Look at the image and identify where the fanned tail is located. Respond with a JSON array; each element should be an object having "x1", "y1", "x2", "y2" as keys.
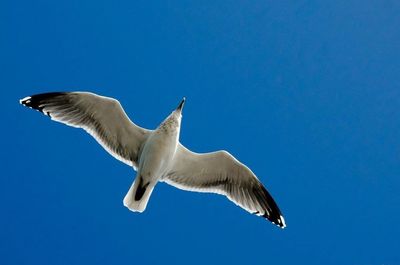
[{"x1": 123, "y1": 177, "x2": 155, "y2": 213}]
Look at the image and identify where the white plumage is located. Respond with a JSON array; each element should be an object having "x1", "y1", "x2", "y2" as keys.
[{"x1": 20, "y1": 92, "x2": 286, "y2": 228}]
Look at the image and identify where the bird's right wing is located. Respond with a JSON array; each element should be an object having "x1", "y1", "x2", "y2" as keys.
[
  {"x1": 20, "y1": 92, "x2": 151, "y2": 169},
  {"x1": 164, "y1": 143, "x2": 286, "y2": 228}
]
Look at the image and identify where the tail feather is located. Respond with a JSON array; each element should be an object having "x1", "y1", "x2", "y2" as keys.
[{"x1": 123, "y1": 178, "x2": 155, "y2": 213}]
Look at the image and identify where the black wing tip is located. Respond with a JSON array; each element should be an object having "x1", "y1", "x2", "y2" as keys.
[
  {"x1": 19, "y1": 92, "x2": 68, "y2": 112},
  {"x1": 252, "y1": 184, "x2": 286, "y2": 228},
  {"x1": 253, "y1": 211, "x2": 286, "y2": 228},
  {"x1": 263, "y1": 213, "x2": 287, "y2": 229}
]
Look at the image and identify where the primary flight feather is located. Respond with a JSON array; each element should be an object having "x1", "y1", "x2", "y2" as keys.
[{"x1": 20, "y1": 92, "x2": 286, "y2": 228}]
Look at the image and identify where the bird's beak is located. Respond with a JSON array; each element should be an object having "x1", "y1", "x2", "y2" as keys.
[{"x1": 176, "y1": 97, "x2": 186, "y2": 112}]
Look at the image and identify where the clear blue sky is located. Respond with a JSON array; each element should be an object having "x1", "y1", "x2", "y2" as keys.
[{"x1": 1, "y1": 1, "x2": 399, "y2": 264}]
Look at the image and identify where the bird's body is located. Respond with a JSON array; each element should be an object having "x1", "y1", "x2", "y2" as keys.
[
  {"x1": 20, "y1": 92, "x2": 286, "y2": 228},
  {"x1": 124, "y1": 108, "x2": 183, "y2": 212}
]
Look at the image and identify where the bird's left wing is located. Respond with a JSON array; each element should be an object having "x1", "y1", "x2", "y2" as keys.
[
  {"x1": 20, "y1": 92, "x2": 151, "y2": 169},
  {"x1": 164, "y1": 143, "x2": 286, "y2": 228}
]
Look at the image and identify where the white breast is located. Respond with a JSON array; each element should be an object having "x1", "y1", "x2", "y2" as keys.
[{"x1": 138, "y1": 129, "x2": 179, "y2": 181}]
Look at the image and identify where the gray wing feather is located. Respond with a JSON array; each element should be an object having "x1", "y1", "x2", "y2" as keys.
[
  {"x1": 20, "y1": 92, "x2": 150, "y2": 169},
  {"x1": 164, "y1": 143, "x2": 286, "y2": 228}
]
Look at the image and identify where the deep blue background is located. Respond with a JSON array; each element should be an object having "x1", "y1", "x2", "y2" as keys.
[{"x1": 1, "y1": 1, "x2": 400, "y2": 264}]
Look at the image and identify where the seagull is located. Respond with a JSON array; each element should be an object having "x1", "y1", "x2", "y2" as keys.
[{"x1": 20, "y1": 92, "x2": 286, "y2": 228}]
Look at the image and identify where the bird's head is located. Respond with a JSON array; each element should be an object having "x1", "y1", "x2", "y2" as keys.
[{"x1": 159, "y1": 97, "x2": 186, "y2": 132}]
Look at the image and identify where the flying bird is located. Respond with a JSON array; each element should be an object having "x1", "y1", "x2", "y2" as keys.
[{"x1": 20, "y1": 92, "x2": 286, "y2": 228}]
